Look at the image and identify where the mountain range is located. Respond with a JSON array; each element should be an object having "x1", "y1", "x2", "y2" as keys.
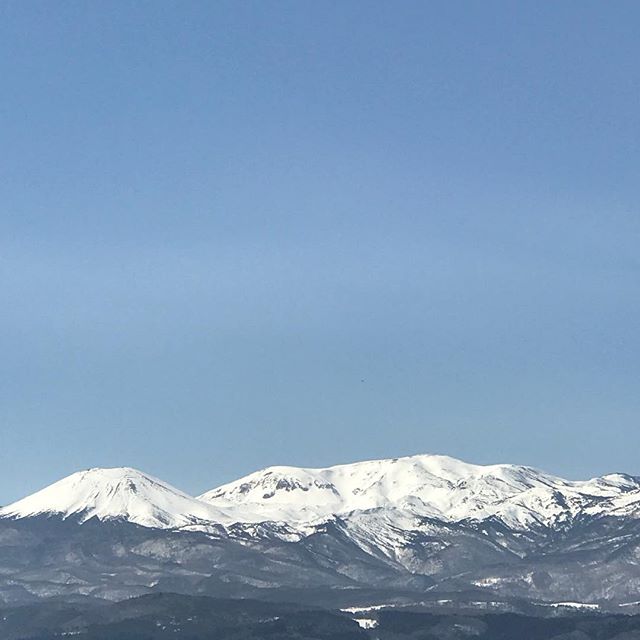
[{"x1": 2, "y1": 454, "x2": 640, "y2": 611}]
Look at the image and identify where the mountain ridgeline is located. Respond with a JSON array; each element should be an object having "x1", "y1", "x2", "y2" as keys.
[{"x1": 3, "y1": 454, "x2": 640, "y2": 611}]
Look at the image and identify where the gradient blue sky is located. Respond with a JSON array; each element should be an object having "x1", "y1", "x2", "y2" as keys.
[{"x1": 2, "y1": 1, "x2": 639, "y2": 503}]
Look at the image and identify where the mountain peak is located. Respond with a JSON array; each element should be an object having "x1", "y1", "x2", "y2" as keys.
[
  {"x1": 4, "y1": 455, "x2": 640, "y2": 534},
  {"x1": 0, "y1": 466, "x2": 228, "y2": 529},
  {"x1": 198, "y1": 453, "x2": 640, "y2": 529}
]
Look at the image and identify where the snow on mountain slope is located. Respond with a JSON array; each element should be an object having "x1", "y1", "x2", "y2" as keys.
[
  {"x1": 3, "y1": 455, "x2": 640, "y2": 535},
  {"x1": 199, "y1": 454, "x2": 640, "y2": 530},
  {"x1": 0, "y1": 467, "x2": 229, "y2": 529}
]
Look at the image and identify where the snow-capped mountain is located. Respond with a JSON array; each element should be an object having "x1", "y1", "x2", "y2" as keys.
[
  {"x1": 198, "y1": 454, "x2": 640, "y2": 531},
  {"x1": 3, "y1": 455, "x2": 640, "y2": 533},
  {"x1": 3, "y1": 454, "x2": 640, "y2": 609},
  {"x1": 0, "y1": 467, "x2": 229, "y2": 529}
]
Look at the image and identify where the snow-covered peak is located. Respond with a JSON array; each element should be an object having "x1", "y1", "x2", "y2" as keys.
[
  {"x1": 198, "y1": 454, "x2": 640, "y2": 529},
  {"x1": 4, "y1": 455, "x2": 640, "y2": 535},
  {"x1": 0, "y1": 467, "x2": 229, "y2": 529},
  {"x1": 198, "y1": 454, "x2": 551, "y2": 523}
]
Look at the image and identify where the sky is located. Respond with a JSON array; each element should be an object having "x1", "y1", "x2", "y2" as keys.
[{"x1": 1, "y1": 1, "x2": 639, "y2": 504}]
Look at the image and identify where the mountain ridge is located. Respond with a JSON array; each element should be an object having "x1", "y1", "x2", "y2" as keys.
[
  {"x1": 3, "y1": 454, "x2": 640, "y2": 608},
  {"x1": 2, "y1": 453, "x2": 640, "y2": 533}
]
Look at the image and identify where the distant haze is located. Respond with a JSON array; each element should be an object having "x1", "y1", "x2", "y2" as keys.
[{"x1": 1, "y1": 2, "x2": 639, "y2": 504}]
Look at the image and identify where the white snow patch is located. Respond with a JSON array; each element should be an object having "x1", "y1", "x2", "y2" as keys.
[
  {"x1": 543, "y1": 602, "x2": 600, "y2": 610},
  {"x1": 354, "y1": 618, "x2": 379, "y2": 629},
  {"x1": 341, "y1": 604, "x2": 394, "y2": 613}
]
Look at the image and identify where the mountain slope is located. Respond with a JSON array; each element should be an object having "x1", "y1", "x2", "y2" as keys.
[
  {"x1": 4, "y1": 455, "x2": 640, "y2": 534},
  {"x1": 4, "y1": 455, "x2": 640, "y2": 608},
  {"x1": 0, "y1": 467, "x2": 229, "y2": 530},
  {"x1": 198, "y1": 454, "x2": 640, "y2": 530}
]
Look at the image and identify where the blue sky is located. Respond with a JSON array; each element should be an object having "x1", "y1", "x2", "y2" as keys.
[{"x1": 1, "y1": 1, "x2": 639, "y2": 503}]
